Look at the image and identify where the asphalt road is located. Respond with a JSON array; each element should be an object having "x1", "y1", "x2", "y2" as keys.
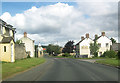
[{"x1": 4, "y1": 57, "x2": 119, "y2": 81}]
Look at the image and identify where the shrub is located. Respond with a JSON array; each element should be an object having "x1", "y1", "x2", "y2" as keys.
[
  {"x1": 102, "y1": 50, "x2": 117, "y2": 58},
  {"x1": 27, "y1": 55, "x2": 31, "y2": 58},
  {"x1": 62, "y1": 53, "x2": 70, "y2": 57},
  {"x1": 116, "y1": 50, "x2": 120, "y2": 59}
]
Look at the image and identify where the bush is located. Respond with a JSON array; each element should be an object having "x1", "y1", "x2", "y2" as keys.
[
  {"x1": 102, "y1": 50, "x2": 117, "y2": 58},
  {"x1": 116, "y1": 50, "x2": 120, "y2": 59},
  {"x1": 27, "y1": 55, "x2": 31, "y2": 58},
  {"x1": 62, "y1": 53, "x2": 70, "y2": 57}
]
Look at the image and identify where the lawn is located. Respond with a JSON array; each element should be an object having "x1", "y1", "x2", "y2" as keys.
[
  {"x1": 2, "y1": 58, "x2": 46, "y2": 79},
  {"x1": 96, "y1": 58, "x2": 119, "y2": 67}
]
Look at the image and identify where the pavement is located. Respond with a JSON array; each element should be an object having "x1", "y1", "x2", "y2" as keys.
[
  {"x1": 79, "y1": 59, "x2": 105, "y2": 63},
  {"x1": 3, "y1": 57, "x2": 119, "y2": 81}
]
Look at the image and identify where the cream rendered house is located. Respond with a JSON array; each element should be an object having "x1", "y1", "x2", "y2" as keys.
[
  {"x1": 0, "y1": 19, "x2": 16, "y2": 62},
  {"x1": 20, "y1": 32, "x2": 35, "y2": 57},
  {"x1": 96, "y1": 32, "x2": 112, "y2": 56},
  {"x1": 76, "y1": 33, "x2": 94, "y2": 58}
]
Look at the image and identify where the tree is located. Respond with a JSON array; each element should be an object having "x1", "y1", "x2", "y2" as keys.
[
  {"x1": 110, "y1": 38, "x2": 116, "y2": 44},
  {"x1": 62, "y1": 41, "x2": 74, "y2": 53},
  {"x1": 90, "y1": 36, "x2": 99, "y2": 57},
  {"x1": 90, "y1": 43, "x2": 99, "y2": 57},
  {"x1": 15, "y1": 40, "x2": 22, "y2": 44},
  {"x1": 46, "y1": 44, "x2": 61, "y2": 55}
]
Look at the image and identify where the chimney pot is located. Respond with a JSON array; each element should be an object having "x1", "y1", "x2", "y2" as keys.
[
  {"x1": 102, "y1": 32, "x2": 105, "y2": 36},
  {"x1": 86, "y1": 33, "x2": 89, "y2": 38},
  {"x1": 24, "y1": 32, "x2": 27, "y2": 37}
]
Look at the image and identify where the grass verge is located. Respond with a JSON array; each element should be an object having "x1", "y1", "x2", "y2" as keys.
[
  {"x1": 95, "y1": 58, "x2": 119, "y2": 67},
  {"x1": 2, "y1": 58, "x2": 46, "y2": 79}
]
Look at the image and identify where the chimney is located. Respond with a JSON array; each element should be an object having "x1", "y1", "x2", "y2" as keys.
[
  {"x1": 101, "y1": 32, "x2": 105, "y2": 36},
  {"x1": 81, "y1": 36, "x2": 84, "y2": 40},
  {"x1": 24, "y1": 32, "x2": 27, "y2": 37},
  {"x1": 86, "y1": 33, "x2": 89, "y2": 38}
]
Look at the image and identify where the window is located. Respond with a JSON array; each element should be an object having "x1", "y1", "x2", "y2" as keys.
[
  {"x1": 4, "y1": 46, "x2": 6, "y2": 52},
  {"x1": 106, "y1": 43, "x2": 109, "y2": 47},
  {"x1": 98, "y1": 43, "x2": 101, "y2": 47}
]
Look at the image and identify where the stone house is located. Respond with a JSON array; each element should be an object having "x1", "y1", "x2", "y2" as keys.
[
  {"x1": 20, "y1": 32, "x2": 35, "y2": 57},
  {"x1": 0, "y1": 19, "x2": 16, "y2": 62}
]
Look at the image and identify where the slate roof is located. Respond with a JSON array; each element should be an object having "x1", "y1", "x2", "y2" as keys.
[
  {"x1": 1, "y1": 37, "x2": 14, "y2": 43},
  {"x1": 111, "y1": 43, "x2": 120, "y2": 51}
]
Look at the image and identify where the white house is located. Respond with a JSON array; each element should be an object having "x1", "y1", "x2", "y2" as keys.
[
  {"x1": 20, "y1": 32, "x2": 35, "y2": 57},
  {"x1": 38, "y1": 42, "x2": 43, "y2": 57},
  {"x1": 96, "y1": 32, "x2": 112, "y2": 56},
  {"x1": 76, "y1": 33, "x2": 94, "y2": 58}
]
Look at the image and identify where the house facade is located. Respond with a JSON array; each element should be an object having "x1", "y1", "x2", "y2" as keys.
[
  {"x1": 96, "y1": 32, "x2": 112, "y2": 56},
  {"x1": 20, "y1": 32, "x2": 35, "y2": 57},
  {"x1": 76, "y1": 33, "x2": 94, "y2": 58},
  {"x1": 0, "y1": 19, "x2": 16, "y2": 62},
  {"x1": 38, "y1": 42, "x2": 43, "y2": 57}
]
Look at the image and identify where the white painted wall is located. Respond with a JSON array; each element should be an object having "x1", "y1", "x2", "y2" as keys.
[
  {"x1": 20, "y1": 37, "x2": 35, "y2": 57},
  {"x1": 79, "y1": 38, "x2": 94, "y2": 58},
  {"x1": 97, "y1": 36, "x2": 112, "y2": 56}
]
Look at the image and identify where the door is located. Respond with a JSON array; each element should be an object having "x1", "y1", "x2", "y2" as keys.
[{"x1": 11, "y1": 43, "x2": 14, "y2": 62}]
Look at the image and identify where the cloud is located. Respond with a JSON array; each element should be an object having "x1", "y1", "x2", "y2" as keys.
[{"x1": 0, "y1": 2, "x2": 118, "y2": 46}]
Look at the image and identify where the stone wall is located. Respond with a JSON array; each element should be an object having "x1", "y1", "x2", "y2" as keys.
[{"x1": 15, "y1": 43, "x2": 27, "y2": 60}]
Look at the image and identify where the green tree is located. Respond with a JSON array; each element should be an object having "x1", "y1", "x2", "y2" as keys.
[
  {"x1": 15, "y1": 40, "x2": 22, "y2": 44},
  {"x1": 90, "y1": 43, "x2": 99, "y2": 57},
  {"x1": 46, "y1": 44, "x2": 61, "y2": 55},
  {"x1": 62, "y1": 41, "x2": 74, "y2": 53},
  {"x1": 110, "y1": 38, "x2": 116, "y2": 44},
  {"x1": 90, "y1": 36, "x2": 99, "y2": 57}
]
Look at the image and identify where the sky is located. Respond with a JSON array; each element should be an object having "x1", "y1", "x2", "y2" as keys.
[{"x1": 0, "y1": 0, "x2": 119, "y2": 46}]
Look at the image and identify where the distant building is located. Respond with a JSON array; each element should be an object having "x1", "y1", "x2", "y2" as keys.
[
  {"x1": 95, "y1": 32, "x2": 112, "y2": 56},
  {"x1": 20, "y1": 32, "x2": 35, "y2": 57},
  {"x1": 38, "y1": 42, "x2": 43, "y2": 57},
  {"x1": 76, "y1": 33, "x2": 94, "y2": 58},
  {"x1": 0, "y1": 19, "x2": 16, "y2": 62}
]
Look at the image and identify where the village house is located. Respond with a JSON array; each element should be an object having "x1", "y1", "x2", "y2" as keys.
[
  {"x1": 0, "y1": 19, "x2": 16, "y2": 62},
  {"x1": 20, "y1": 32, "x2": 35, "y2": 57},
  {"x1": 75, "y1": 33, "x2": 94, "y2": 58},
  {"x1": 95, "y1": 32, "x2": 112, "y2": 56},
  {"x1": 38, "y1": 42, "x2": 43, "y2": 57}
]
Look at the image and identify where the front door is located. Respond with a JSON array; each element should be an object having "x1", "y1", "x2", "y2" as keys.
[{"x1": 11, "y1": 43, "x2": 14, "y2": 62}]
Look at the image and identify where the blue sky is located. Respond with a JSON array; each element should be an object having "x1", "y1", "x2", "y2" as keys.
[{"x1": 2, "y1": 2, "x2": 77, "y2": 16}]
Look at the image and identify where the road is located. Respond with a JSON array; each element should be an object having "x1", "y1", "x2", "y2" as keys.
[{"x1": 3, "y1": 57, "x2": 119, "y2": 81}]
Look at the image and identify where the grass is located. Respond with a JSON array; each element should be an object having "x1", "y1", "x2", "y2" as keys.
[
  {"x1": 2, "y1": 58, "x2": 46, "y2": 79},
  {"x1": 96, "y1": 58, "x2": 119, "y2": 67}
]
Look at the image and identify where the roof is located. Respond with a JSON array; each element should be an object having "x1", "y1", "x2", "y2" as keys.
[
  {"x1": 93, "y1": 35, "x2": 110, "y2": 41},
  {"x1": 75, "y1": 37, "x2": 93, "y2": 46},
  {"x1": 1, "y1": 37, "x2": 14, "y2": 43},
  {"x1": 111, "y1": 43, "x2": 120, "y2": 51},
  {"x1": 0, "y1": 19, "x2": 16, "y2": 31},
  {"x1": 20, "y1": 37, "x2": 35, "y2": 42}
]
